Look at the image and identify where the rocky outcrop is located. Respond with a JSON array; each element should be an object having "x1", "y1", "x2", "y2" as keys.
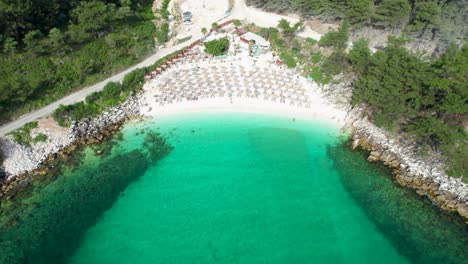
[
  {"x1": 0, "y1": 94, "x2": 147, "y2": 199},
  {"x1": 345, "y1": 107, "x2": 468, "y2": 220},
  {"x1": 0, "y1": 93, "x2": 145, "y2": 180},
  {"x1": 350, "y1": 27, "x2": 444, "y2": 56},
  {"x1": 1, "y1": 127, "x2": 74, "y2": 178},
  {"x1": 70, "y1": 95, "x2": 143, "y2": 142}
]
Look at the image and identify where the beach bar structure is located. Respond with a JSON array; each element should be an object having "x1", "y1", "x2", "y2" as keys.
[
  {"x1": 241, "y1": 32, "x2": 270, "y2": 49},
  {"x1": 237, "y1": 31, "x2": 270, "y2": 56},
  {"x1": 145, "y1": 20, "x2": 236, "y2": 81}
]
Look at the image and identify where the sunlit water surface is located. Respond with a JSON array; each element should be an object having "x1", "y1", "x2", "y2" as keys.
[{"x1": 0, "y1": 113, "x2": 466, "y2": 264}]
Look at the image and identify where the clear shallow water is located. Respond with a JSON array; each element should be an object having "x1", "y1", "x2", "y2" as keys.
[{"x1": 0, "y1": 113, "x2": 466, "y2": 264}]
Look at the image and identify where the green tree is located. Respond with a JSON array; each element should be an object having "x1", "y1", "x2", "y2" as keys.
[
  {"x1": 348, "y1": 38, "x2": 371, "y2": 73},
  {"x1": 320, "y1": 0, "x2": 347, "y2": 19},
  {"x1": 406, "y1": 116, "x2": 455, "y2": 147},
  {"x1": 319, "y1": 21, "x2": 349, "y2": 50},
  {"x1": 290, "y1": 0, "x2": 321, "y2": 16},
  {"x1": 346, "y1": 0, "x2": 371, "y2": 26},
  {"x1": 3, "y1": 37, "x2": 17, "y2": 54},
  {"x1": 277, "y1": 18, "x2": 302, "y2": 37},
  {"x1": 201, "y1": 27, "x2": 207, "y2": 34},
  {"x1": 23, "y1": 29, "x2": 45, "y2": 54},
  {"x1": 279, "y1": 52, "x2": 297, "y2": 68},
  {"x1": 69, "y1": 1, "x2": 118, "y2": 42},
  {"x1": 155, "y1": 23, "x2": 169, "y2": 43},
  {"x1": 352, "y1": 36, "x2": 430, "y2": 128},
  {"x1": 120, "y1": 0, "x2": 132, "y2": 7},
  {"x1": 427, "y1": 44, "x2": 468, "y2": 114},
  {"x1": 373, "y1": 0, "x2": 411, "y2": 28},
  {"x1": 48, "y1": 28, "x2": 65, "y2": 52},
  {"x1": 322, "y1": 49, "x2": 348, "y2": 75},
  {"x1": 411, "y1": 0, "x2": 441, "y2": 31},
  {"x1": 160, "y1": 0, "x2": 170, "y2": 19}
]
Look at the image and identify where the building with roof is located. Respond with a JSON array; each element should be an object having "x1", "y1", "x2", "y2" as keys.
[{"x1": 241, "y1": 32, "x2": 270, "y2": 49}]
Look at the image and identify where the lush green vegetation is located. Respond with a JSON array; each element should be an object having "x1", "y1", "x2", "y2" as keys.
[
  {"x1": 233, "y1": 19, "x2": 242, "y2": 27},
  {"x1": 254, "y1": 21, "x2": 333, "y2": 84},
  {"x1": 155, "y1": 23, "x2": 170, "y2": 43},
  {"x1": 0, "y1": 0, "x2": 159, "y2": 124},
  {"x1": 277, "y1": 18, "x2": 303, "y2": 37},
  {"x1": 154, "y1": 0, "x2": 171, "y2": 44},
  {"x1": 204, "y1": 38, "x2": 230, "y2": 56},
  {"x1": 53, "y1": 51, "x2": 179, "y2": 126},
  {"x1": 6, "y1": 122, "x2": 48, "y2": 146},
  {"x1": 280, "y1": 52, "x2": 297, "y2": 68},
  {"x1": 319, "y1": 21, "x2": 349, "y2": 49},
  {"x1": 177, "y1": 36, "x2": 192, "y2": 44},
  {"x1": 349, "y1": 38, "x2": 467, "y2": 179},
  {"x1": 160, "y1": 0, "x2": 171, "y2": 19}
]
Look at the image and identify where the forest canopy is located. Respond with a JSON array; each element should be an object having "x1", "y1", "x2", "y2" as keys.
[
  {"x1": 350, "y1": 38, "x2": 467, "y2": 178},
  {"x1": 0, "y1": 0, "x2": 158, "y2": 123}
]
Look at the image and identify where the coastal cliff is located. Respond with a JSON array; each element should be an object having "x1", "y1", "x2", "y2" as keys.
[
  {"x1": 345, "y1": 107, "x2": 468, "y2": 220},
  {"x1": 0, "y1": 94, "x2": 144, "y2": 199},
  {"x1": 316, "y1": 79, "x2": 468, "y2": 220}
]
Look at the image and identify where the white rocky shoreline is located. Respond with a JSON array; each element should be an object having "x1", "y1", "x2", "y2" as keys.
[
  {"x1": 0, "y1": 60, "x2": 467, "y2": 220},
  {"x1": 346, "y1": 107, "x2": 468, "y2": 217},
  {"x1": 0, "y1": 94, "x2": 144, "y2": 178}
]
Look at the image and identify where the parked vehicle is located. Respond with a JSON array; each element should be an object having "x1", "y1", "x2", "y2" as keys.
[{"x1": 183, "y1": 11, "x2": 192, "y2": 20}]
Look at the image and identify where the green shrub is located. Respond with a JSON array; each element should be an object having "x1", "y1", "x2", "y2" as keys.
[
  {"x1": 305, "y1": 37, "x2": 318, "y2": 45},
  {"x1": 311, "y1": 52, "x2": 321, "y2": 64},
  {"x1": 204, "y1": 38, "x2": 229, "y2": 56},
  {"x1": 7, "y1": 121, "x2": 40, "y2": 146},
  {"x1": 177, "y1": 36, "x2": 192, "y2": 43},
  {"x1": 155, "y1": 23, "x2": 169, "y2": 43},
  {"x1": 319, "y1": 21, "x2": 350, "y2": 49},
  {"x1": 309, "y1": 67, "x2": 331, "y2": 84},
  {"x1": 348, "y1": 38, "x2": 371, "y2": 73},
  {"x1": 277, "y1": 19, "x2": 302, "y2": 37},
  {"x1": 258, "y1": 27, "x2": 279, "y2": 40},
  {"x1": 280, "y1": 52, "x2": 296, "y2": 68},
  {"x1": 322, "y1": 50, "x2": 348, "y2": 75},
  {"x1": 161, "y1": 0, "x2": 171, "y2": 19},
  {"x1": 33, "y1": 133, "x2": 48, "y2": 143}
]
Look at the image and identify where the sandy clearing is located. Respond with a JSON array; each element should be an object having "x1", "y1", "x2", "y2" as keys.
[
  {"x1": 177, "y1": 0, "x2": 229, "y2": 36},
  {"x1": 229, "y1": 0, "x2": 325, "y2": 40}
]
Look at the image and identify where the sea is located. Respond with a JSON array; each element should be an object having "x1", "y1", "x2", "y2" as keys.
[{"x1": 0, "y1": 112, "x2": 466, "y2": 264}]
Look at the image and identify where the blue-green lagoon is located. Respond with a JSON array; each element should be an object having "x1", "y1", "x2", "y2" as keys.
[{"x1": 0, "y1": 112, "x2": 466, "y2": 264}]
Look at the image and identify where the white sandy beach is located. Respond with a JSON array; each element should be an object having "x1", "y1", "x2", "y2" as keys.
[{"x1": 141, "y1": 96, "x2": 347, "y2": 126}]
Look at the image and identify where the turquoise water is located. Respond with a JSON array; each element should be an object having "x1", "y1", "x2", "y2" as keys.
[{"x1": 0, "y1": 112, "x2": 466, "y2": 264}]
